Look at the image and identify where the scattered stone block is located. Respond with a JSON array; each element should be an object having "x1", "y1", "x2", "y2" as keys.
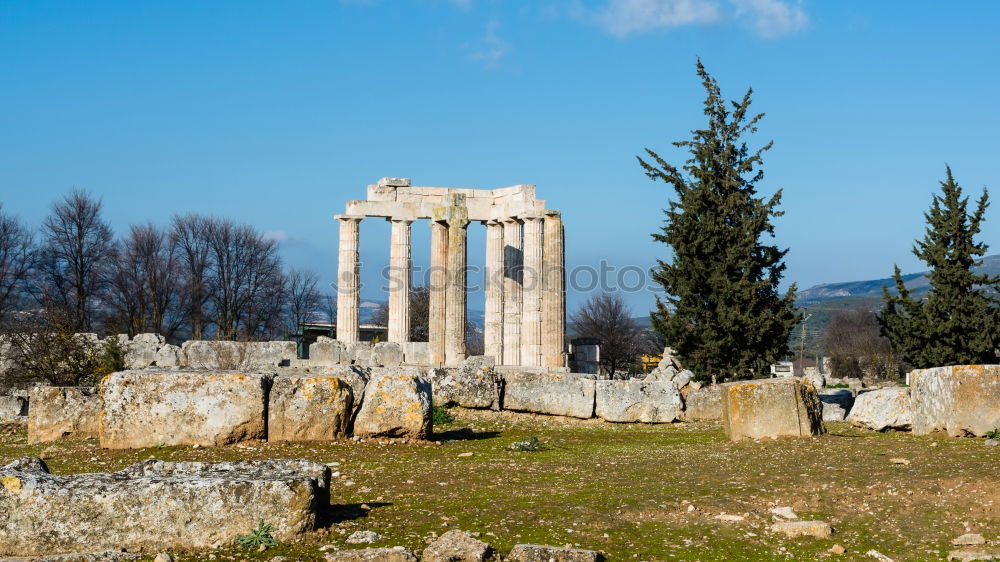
[
  {"x1": 953, "y1": 534, "x2": 987, "y2": 546},
  {"x1": 911, "y1": 365, "x2": 1000, "y2": 437},
  {"x1": 246, "y1": 341, "x2": 296, "y2": 368},
  {"x1": 769, "y1": 520, "x2": 833, "y2": 539},
  {"x1": 948, "y1": 549, "x2": 1000, "y2": 562},
  {"x1": 0, "y1": 457, "x2": 330, "y2": 556},
  {"x1": 681, "y1": 385, "x2": 723, "y2": 421},
  {"x1": 353, "y1": 369, "x2": 432, "y2": 439},
  {"x1": 153, "y1": 344, "x2": 184, "y2": 367},
  {"x1": 721, "y1": 378, "x2": 825, "y2": 441},
  {"x1": 28, "y1": 386, "x2": 101, "y2": 444},
  {"x1": 346, "y1": 530, "x2": 381, "y2": 544},
  {"x1": 422, "y1": 529, "x2": 492, "y2": 562},
  {"x1": 268, "y1": 375, "x2": 353, "y2": 442},
  {"x1": 507, "y1": 544, "x2": 603, "y2": 562},
  {"x1": 125, "y1": 335, "x2": 161, "y2": 369},
  {"x1": 347, "y1": 342, "x2": 373, "y2": 366},
  {"x1": 819, "y1": 388, "x2": 855, "y2": 411},
  {"x1": 823, "y1": 402, "x2": 847, "y2": 421},
  {"x1": 402, "y1": 342, "x2": 430, "y2": 365},
  {"x1": 595, "y1": 380, "x2": 682, "y2": 423},
  {"x1": 372, "y1": 342, "x2": 403, "y2": 367},
  {"x1": 0, "y1": 395, "x2": 27, "y2": 419},
  {"x1": 502, "y1": 372, "x2": 596, "y2": 419},
  {"x1": 310, "y1": 337, "x2": 347, "y2": 366},
  {"x1": 429, "y1": 356, "x2": 499, "y2": 409},
  {"x1": 846, "y1": 388, "x2": 913, "y2": 431},
  {"x1": 324, "y1": 548, "x2": 418, "y2": 562},
  {"x1": 100, "y1": 370, "x2": 269, "y2": 448}
]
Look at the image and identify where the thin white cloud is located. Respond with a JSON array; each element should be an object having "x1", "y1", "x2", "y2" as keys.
[
  {"x1": 598, "y1": 0, "x2": 722, "y2": 36},
  {"x1": 731, "y1": 0, "x2": 808, "y2": 38},
  {"x1": 263, "y1": 230, "x2": 291, "y2": 244},
  {"x1": 447, "y1": 0, "x2": 474, "y2": 9},
  {"x1": 595, "y1": 0, "x2": 808, "y2": 38},
  {"x1": 467, "y1": 20, "x2": 510, "y2": 69}
]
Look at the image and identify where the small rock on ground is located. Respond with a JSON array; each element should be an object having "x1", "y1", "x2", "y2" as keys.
[
  {"x1": 422, "y1": 529, "x2": 492, "y2": 562},
  {"x1": 953, "y1": 534, "x2": 987, "y2": 546},
  {"x1": 769, "y1": 506, "x2": 798, "y2": 520},
  {"x1": 866, "y1": 550, "x2": 895, "y2": 562},
  {"x1": 324, "y1": 547, "x2": 418, "y2": 562},
  {"x1": 770, "y1": 520, "x2": 833, "y2": 539},
  {"x1": 714, "y1": 514, "x2": 745, "y2": 522},
  {"x1": 507, "y1": 544, "x2": 604, "y2": 562},
  {"x1": 829, "y1": 544, "x2": 846, "y2": 555},
  {"x1": 346, "y1": 530, "x2": 381, "y2": 544},
  {"x1": 985, "y1": 439, "x2": 998, "y2": 447},
  {"x1": 153, "y1": 554, "x2": 173, "y2": 562},
  {"x1": 948, "y1": 550, "x2": 1000, "y2": 562}
]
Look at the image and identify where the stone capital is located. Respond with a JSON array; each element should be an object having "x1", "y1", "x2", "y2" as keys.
[
  {"x1": 387, "y1": 216, "x2": 417, "y2": 224},
  {"x1": 334, "y1": 214, "x2": 364, "y2": 223},
  {"x1": 518, "y1": 214, "x2": 545, "y2": 222}
]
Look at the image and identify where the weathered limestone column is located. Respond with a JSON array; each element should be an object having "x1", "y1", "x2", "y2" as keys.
[
  {"x1": 502, "y1": 218, "x2": 522, "y2": 366},
  {"x1": 520, "y1": 215, "x2": 544, "y2": 367},
  {"x1": 542, "y1": 211, "x2": 566, "y2": 367},
  {"x1": 445, "y1": 216, "x2": 470, "y2": 365},
  {"x1": 387, "y1": 217, "x2": 414, "y2": 343},
  {"x1": 429, "y1": 220, "x2": 448, "y2": 365},
  {"x1": 335, "y1": 215, "x2": 363, "y2": 343},
  {"x1": 483, "y1": 219, "x2": 505, "y2": 362}
]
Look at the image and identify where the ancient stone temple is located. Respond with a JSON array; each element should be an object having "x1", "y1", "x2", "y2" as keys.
[{"x1": 335, "y1": 178, "x2": 565, "y2": 367}]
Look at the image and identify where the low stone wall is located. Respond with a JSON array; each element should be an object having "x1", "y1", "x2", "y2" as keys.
[{"x1": 0, "y1": 457, "x2": 330, "y2": 556}]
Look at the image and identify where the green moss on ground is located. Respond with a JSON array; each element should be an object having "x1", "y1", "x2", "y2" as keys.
[{"x1": 2, "y1": 411, "x2": 996, "y2": 561}]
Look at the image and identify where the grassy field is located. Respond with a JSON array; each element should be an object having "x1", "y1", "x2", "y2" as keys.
[{"x1": 2, "y1": 410, "x2": 998, "y2": 561}]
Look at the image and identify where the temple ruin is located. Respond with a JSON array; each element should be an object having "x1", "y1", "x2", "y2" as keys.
[{"x1": 334, "y1": 178, "x2": 566, "y2": 367}]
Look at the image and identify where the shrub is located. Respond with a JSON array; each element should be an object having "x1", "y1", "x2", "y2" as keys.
[
  {"x1": 986, "y1": 427, "x2": 1000, "y2": 440},
  {"x1": 508, "y1": 436, "x2": 545, "y2": 452},
  {"x1": 431, "y1": 405, "x2": 455, "y2": 425}
]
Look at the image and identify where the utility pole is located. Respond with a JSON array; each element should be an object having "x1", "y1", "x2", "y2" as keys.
[{"x1": 798, "y1": 313, "x2": 812, "y2": 374}]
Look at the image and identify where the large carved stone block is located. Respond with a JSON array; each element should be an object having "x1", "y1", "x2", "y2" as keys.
[
  {"x1": 100, "y1": 370, "x2": 269, "y2": 449},
  {"x1": 0, "y1": 457, "x2": 329, "y2": 556},
  {"x1": 372, "y1": 342, "x2": 403, "y2": 367},
  {"x1": 310, "y1": 337, "x2": 347, "y2": 366},
  {"x1": 268, "y1": 375, "x2": 353, "y2": 442},
  {"x1": 0, "y1": 395, "x2": 27, "y2": 420},
  {"x1": 595, "y1": 380, "x2": 682, "y2": 423},
  {"x1": 721, "y1": 378, "x2": 825, "y2": 441},
  {"x1": 911, "y1": 365, "x2": 1000, "y2": 437},
  {"x1": 428, "y1": 356, "x2": 499, "y2": 409},
  {"x1": 28, "y1": 386, "x2": 101, "y2": 444},
  {"x1": 681, "y1": 385, "x2": 723, "y2": 421},
  {"x1": 353, "y1": 369, "x2": 432, "y2": 439},
  {"x1": 846, "y1": 388, "x2": 912, "y2": 431},
  {"x1": 502, "y1": 372, "x2": 596, "y2": 419}
]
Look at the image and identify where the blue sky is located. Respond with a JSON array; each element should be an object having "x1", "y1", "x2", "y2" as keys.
[{"x1": 2, "y1": 1, "x2": 999, "y2": 316}]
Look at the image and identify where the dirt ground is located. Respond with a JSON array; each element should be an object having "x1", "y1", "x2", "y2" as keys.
[{"x1": 2, "y1": 408, "x2": 998, "y2": 561}]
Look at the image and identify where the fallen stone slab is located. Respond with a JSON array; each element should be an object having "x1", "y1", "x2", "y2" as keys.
[
  {"x1": 353, "y1": 369, "x2": 432, "y2": 439},
  {"x1": 948, "y1": 549, "x2": 1000, "y2": 562},
  {"x1": 309, "y1": 337, "x2": 347, "y2": 366},
  {"x1": 422, "y1": 529, "x2": 492, "y2": 562},
  {"x1": 0, "y1": 395, "x2": 27, "y2": 419},
  {"x1": 502, "y1": 372, "x2": 596, "y2": 419},
  {"x1": 323, "y1": 548, "x2": 418, "y2": 562},
  {"x1": 28, "y1": 386, "x2": 101, "y2": 444},
  {"x1": 721, "y1": 378, "x2": 825, "y2": 441},
  {"x1": 100, "y1": 370, "x2": 269, "y2": 448},
  {"x1": 953, "y1": 534, "x2": 987, "y2": 546},
  {"x1": 429, "y1": 357, "x2": 499, "y2": 409},
  {"x1": 0, "y1": 457, "x2": 330, "y2": 556},
  {"x1": 681, "y1": 385, "x2": 723, "y2": 421},
  {"x1": 769, "y1": 520, "x2": 833, "y2": 539},
  {"x1": 372, "y1": 342, "x2": 403, "y2": 367},
  {"x1": 152, "y1": 343, "x2": 184, "y2": 367},
  {"x1": 595, "y1": 380, "x2": 682, "y2": 423},
  {"x1": 245, "y1": 341, "x2": 296, "y2": 369},
  {"x1": 911, "y1": 365, "x2": 1000, "y2": 437},
  {"x1": 268, "y1": 375, "x2": 353, "y2": 442},
  {"x1": 507, "y1": 544, "x2": 603, "y2": 562},
  {"x1": 846, "y1": 388, "x2": 913, "y2": 431}
]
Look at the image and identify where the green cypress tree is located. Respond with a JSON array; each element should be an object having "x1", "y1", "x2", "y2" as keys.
[
  {"x1": 640, "y1": 60, "x2": 798, "y2": 382},
  {"x1": 878, "y1": 167, "x2": 1000, "y2": 368}
]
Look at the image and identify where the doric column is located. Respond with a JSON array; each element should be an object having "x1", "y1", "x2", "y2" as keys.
[
  {"x1": 429, "y1": 220, "x2": 448, "y2": 365},
  {"x1": 502, "y1": 218, "x2": 522, "y2": 366},
  {"x1": 335, "y1": 215, "x2": 363, "y2": 343},
  {"x1": 484, "y1": 219, "x2": 505, "y2": 363},
  {"x1": 542, "y1": 211, "x2": 566, "y2": 367},
  {"x1": 445, "y1": 216, "x2": 469, "y2": 365},
  {"x1": 520, "y1": 215, "x2": 544, "y2": 367},
  {"x1": 387, "y1": 217, "x2": 414, "y2": 343}
]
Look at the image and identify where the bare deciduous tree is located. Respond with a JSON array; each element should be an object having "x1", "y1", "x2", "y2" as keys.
[
  {"x1": 36, "y1": 189, "x2": 114, "y2": 331},
  {"x1": 0, "y1": 205, "x2": 35, "y2": 322},
  {"x1": 570, "y1": 292, "x2": 642, "y2": 377},
  {"x1": 285, "y1": 268, "x2": 322, "y2": 334},
  {"x1": 170, "y1": 214, "x2": 213, "y2": 340},
  {"x1": 823, "y1": 307, "x2": 904, "y2": 383},
  {"x1": 106, "y1": 223, "x2": 183, "y2": 338}
]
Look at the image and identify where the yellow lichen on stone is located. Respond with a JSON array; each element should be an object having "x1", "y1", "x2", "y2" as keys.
[{"x1": 2, "y1": 477, "x2": 22, "y2": 494}]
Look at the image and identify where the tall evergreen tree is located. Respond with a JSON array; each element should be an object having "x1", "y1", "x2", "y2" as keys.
[
  {"x1": 878, "y1": 167, "x2": 1000, "y2": 367},
  {"x1": 641, "y1": 60, "x2": 798, "y2": 382}
]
